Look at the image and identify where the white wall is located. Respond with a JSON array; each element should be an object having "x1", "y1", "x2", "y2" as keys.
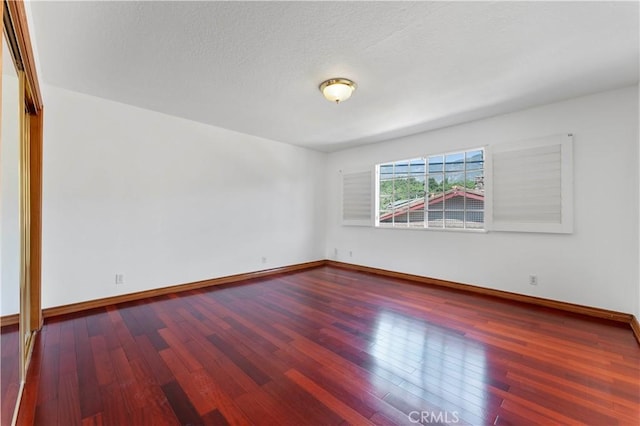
[
  {"x1": 1, "y1": 72, "x2": 20, "y2": 316},
  {"x1": 42, "y1": 85, "x2": 326, "y2": 308},
  {"x1": 37, "y1": 84, "x2": 640, "y2": 318},
  {"x1": 326, "y1": 86, "x2": 639, "y2": 317}
]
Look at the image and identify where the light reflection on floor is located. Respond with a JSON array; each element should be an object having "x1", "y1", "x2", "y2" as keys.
[{"x1": 370, "y1": 310, "x2": 488, "y2": 422}]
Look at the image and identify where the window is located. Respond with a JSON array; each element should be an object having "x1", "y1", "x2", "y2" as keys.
[
  {"x1": 377, "y1": 158, "x2": 427, "y2": 228},
  {"x1": 348, "y1": 134, "x2": 572, "y2": 233},
  {"x1": 376, "y1": 148, "x2": 485, "y2": 230}
]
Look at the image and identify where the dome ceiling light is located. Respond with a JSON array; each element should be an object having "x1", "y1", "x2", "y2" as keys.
[{"x1": 319, "y1": 78, "x2": 357, "y2": 104}]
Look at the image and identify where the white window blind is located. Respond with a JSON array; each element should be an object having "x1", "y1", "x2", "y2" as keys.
[
  {"x1": 341, "y1": 170, "x2": 373, "y2": 226},
  {"x1": 490, "y1": 134, "x2": 573, "y2": 233}
]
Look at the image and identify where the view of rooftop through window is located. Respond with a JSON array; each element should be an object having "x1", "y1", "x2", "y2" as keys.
[{"x1": 376, "y1": 149, "x2": 484, "y2": 229}]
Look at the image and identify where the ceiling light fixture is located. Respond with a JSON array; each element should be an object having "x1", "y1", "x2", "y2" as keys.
[{"x1": 319, "y1": 78, "x2": 357, "y2": 104}]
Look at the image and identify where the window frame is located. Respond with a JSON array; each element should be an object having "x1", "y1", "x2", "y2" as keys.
[{"x1": 374, "y1": 147, "x2": 486, "y2": 232}]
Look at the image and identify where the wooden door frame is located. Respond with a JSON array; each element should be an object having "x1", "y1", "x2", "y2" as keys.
[
  {"x1": 2, "y1": 1, "x2": 43, "y2": 423},
  {"x1": 2, "y1": 0, "x2": 43, "y2": 331}
]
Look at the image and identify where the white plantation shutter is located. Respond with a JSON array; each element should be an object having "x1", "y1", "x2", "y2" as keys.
[
  {"x1": 490, "y1": 134, "x2": 573, "y2": 233},
  {"x1": 341, "y1": 170, "x2": 373, "y2": 226}
]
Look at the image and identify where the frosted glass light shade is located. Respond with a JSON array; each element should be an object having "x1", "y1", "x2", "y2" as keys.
[{"x1": 319, "y1": 78, "x2": 356, "y2": 103}]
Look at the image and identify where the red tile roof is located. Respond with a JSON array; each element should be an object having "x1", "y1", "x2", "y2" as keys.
[{"x1": 379, "y1": 187, "x2": 484, "y2": 221}]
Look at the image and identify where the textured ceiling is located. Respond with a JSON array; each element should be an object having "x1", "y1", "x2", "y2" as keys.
[{"x1": 29, "y1": 1, "x2": 639, "y2": 152}]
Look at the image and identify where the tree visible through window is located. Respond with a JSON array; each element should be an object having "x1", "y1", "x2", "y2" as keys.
[{"x1": 376, "y1": 149, "x2": 484, "y2": 229}]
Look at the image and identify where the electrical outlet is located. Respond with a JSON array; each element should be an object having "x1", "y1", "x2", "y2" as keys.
[
  {"x1": 334, "y1": 248, "x2": 338, "y2": 257},
  {"x1": 529, "y1": 275, "x2": 538, "y2": 286},
  {"x1": 349, "y1": 250, "x2": 353, "y2": 258},
  {"x1": 115, "y1": 274, "x2": 125, "y2": 285},
  {"x1": 261, "y1": 257, "x2": 267, "y2": 264}
]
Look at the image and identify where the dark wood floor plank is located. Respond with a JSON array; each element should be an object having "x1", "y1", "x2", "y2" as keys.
[
  {"x1": 234, "y1": 388, "x2": 308, "y2": 426},
  {"x1": 57, "y1": 372, "x2": 82, "y2": 426},
  {"x1": 159, "y1": 347, "x2": 190, "y2": 380},
  {"x1": 131, "y1": 299, "x2": 167, "y2": 333},
  {"x1": 175, "y1": 306, "x2": 217, "y2": 337},
  {"x1": 80, "y1": 412, "x2": 104, "y2": 426},
  {"x1": 1, "y1": 325, "x2": 20, "y2": 426},
  {"x1": 158, "y1": 327, "x2": 203, "y2": 372},
  {"x1": 493, "y1": 400, "x2": 556, "y2": 426},
  {"x1": 182, "y1": 335, "x2": 261, "y2": 395},
  {"x1": 507, "y1": 360, "x2": 638, "y2": 412},
  {"x1": 58, "y1": 320, "x2": 78, "y2": 377},
  {"x1": 491, "y1": 385, "x2": 583, "y2": 425},
  {"x1": 230, "y1": 298, "x2": 300, "y2": 345},
  {"x1": 222, "y1": 315, "x2": 280, "y2": 354},
  {"x1": 108, "y1": 346, "x2": 145, "y2": 413},
  {"x1": 262, "y1": 376, "x2": 344, "y2": 425},
  {"x1": 174, "y1": 369, "x2": 218, "y2": 416},
  {"x1": 72, "y1": 317, "x2": 102, "y2": 420},
  {"x1": 231, "y1": 394, "x2": 282, "y2": 426},
  {"x1": 506, "y1": 370, "x2": 639, "y2": 423},
  {"x1": 167, "y1": 367, "x2": 254, "y2": 426},
  {"x1": 201, "y1": 409, "x2": 231, "y2": 426},
  {"x1": 90, "y1": 335, "x2": 114, "y2": 387},
  {"x1": 190, "y1": 300, "x2": 234, "y2": 332},
  {"x1": 13, "y1": 266, "x2": 639, "y2": 425},
  {"x1": 33, "y1": 397, "x2": 58, "y2": 426},
  {"x1": 128, "y1": 356, "x2": 181, "y2": 424},
  {"x1": 161, "y1": 380, "x2": 202, "y2": 426},
  {"x1": 206, "y1": 334, "x2": 271, "y2": 386},
  {"x1": 96, "y1": 382, "x2": 128, "y2": 425},
  {"x1": 191, "y1": 379, "x2": 253, "y2": 425},
  {"x1": 284, "y1": 368, "x2": 374, "y2": 425},
  {"x1": 15, "y1": 334, "x2": 42, "y2": 426},
  {"x1": 100, "y1": 307, "x2": 121, "y2": 351},
  {"x1": 107, "y1": 307, "x2": 142, "y2": 363},
  {"x1": 134, "y1": 334, "x2": 175, "y2": 386},
  {"x1": 273, "y1": 349, "x2": 394, "y2": 420},
  {"x1": 183, "y1": 339, "x2": 252, "y2": 398}
]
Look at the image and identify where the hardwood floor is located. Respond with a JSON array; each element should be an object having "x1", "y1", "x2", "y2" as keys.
[
  {"x1": 1, "y1": 324, "x2": 20, "y2": 426},
  {"x1": 16, "y1": 266, "x2": 640, "y2": 425}
]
